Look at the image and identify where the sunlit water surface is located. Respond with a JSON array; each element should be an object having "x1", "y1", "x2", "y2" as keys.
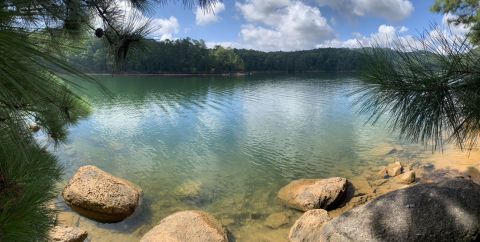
[{"x1": 48, "y1": 74, "x2": 446, "y2": 241}]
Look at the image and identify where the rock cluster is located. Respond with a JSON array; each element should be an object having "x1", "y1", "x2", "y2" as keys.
[
  {"x1": 378, "y1": 161, "x2": 416, "y2": 184},
  {"x1": 62, "y1": 165, "x2": 141, "y2": 222}
]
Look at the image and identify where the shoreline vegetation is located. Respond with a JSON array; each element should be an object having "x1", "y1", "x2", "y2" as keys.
[
  {"x1": 68, "y1": 38, "x2": 366, "y2": 75},
  {"x1": 86, "y1": 70, "x2": 360, "y2": 77},
  {"x1": 50, "y1": 144, "x2": 480, "y2": 241}
]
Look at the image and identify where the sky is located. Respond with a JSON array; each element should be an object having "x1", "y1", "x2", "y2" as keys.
[{"x1": 135, "y1": 0, "x2": 468, "y2": 51}]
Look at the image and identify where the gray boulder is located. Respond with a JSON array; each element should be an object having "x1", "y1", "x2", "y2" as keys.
[
  {"x1": 320, "y1": 178, "x2": 480, "y2": 242},
  {"x1": 278, "y1": 177, "x2": 348, "y2": 211}
]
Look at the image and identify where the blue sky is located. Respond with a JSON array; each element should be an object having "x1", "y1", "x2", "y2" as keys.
[{"x1": 144, "y1": 0, "x2": 449, "y2": 51}]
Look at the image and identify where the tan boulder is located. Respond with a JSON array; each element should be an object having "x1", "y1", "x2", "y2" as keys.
[
  {"x1": 397, "y1": 170, "x2": 416, "y2": 184},
  {"x1": 140, "y1": 210, "x2": 228, "y2": 242},
  {"x1": 48, "y1": 225, "x2": 88, "y2": 242},
  {"x1": 278, "y1": 177, "x2": 348, "y2": 211},
  {"x1": 386, "y1": 162, "x2": 403, "y2": 177},
  {"x1": 62, "y1": 165, "x2": 141, "y2": 222},
  {"x1": 289, "y1": 209, "x2": 331, "y2": 242}
]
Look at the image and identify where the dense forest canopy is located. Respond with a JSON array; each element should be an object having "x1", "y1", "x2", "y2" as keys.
[{"x1": 67, "y1": 38, "x2": 366, "y2": 73}]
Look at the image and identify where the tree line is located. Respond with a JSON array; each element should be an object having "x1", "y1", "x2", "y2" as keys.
[{"x1": 67, "y1": 38, "x2": 366, "y2": 74}]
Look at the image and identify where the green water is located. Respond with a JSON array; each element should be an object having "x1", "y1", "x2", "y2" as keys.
[{"x1": 51, "y1": 74, "x2": 425, "y2": 241}]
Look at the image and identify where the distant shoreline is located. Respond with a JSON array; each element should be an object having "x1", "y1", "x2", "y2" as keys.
[{"x1": 85, "y1": 71, "x2": 359, "y2": 77}]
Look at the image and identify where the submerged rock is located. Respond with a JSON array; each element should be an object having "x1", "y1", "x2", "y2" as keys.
[
  {"x1": 62, "y1": 165, "x2": 141, "y2": 223},
  {"x1": 289, "y1": 209, "x2": 331, "y2": 242},
  {"x1": 140, "y1": 210, "x2": 228, "y2": 242},
  {"x1": 264, "y1": 212, "x2": 290, "y2": 229},
  {"x1": 174, "y1": 180, "x2": 203, "y2": 204},
  {"x1": 278, "y1": 177, "x2": 348, "y2": 211},
  {"x1": 320, "y1": 178, "x2": 480, "y2": 241},
  {"x1": 48, "y1": 225, "x2": 88, "y2": 242}
]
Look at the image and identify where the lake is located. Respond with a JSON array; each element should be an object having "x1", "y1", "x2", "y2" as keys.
[{"x1": 50, "y1": 74, "x2": 447, "y2": 241}]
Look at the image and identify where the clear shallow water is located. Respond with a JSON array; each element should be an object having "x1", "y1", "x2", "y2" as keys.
[{"x1": 50, "y1": 74, "x2": 432, "y2": 241}]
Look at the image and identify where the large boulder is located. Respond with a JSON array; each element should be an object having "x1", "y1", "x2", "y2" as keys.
[
  {"x1": 48, "y1": 225, "x2": 88, "y2": 242},
  {"x1": 278, "y1": 177, "x2": 348, "y2": 211},
  {"x1": 63, "y1": 165, "x2": 141, "y2": 222},
  {"x1": 140, "y1": 210, "x2": 228, "y2": 242},
  {"x1": 289, "y1": 209, "x2": 331, "y2": 242},
  {"x1": 320, "y1": 178, "x2": 480, "y2": 242}
]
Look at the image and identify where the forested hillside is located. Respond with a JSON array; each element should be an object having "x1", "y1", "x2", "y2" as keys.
[{"x1": 68, "y1": 38, "x2": 366, "y2": 74}]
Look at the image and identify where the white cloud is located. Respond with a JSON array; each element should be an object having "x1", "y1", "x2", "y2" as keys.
[
  {"x1": 236, "y1": 0, "x2": 335, "y2": 51},
  {"x1": 442, "y1": 13, "x2": 470, "y2": 37},
  {"x1": 150, "y1": 17, "x2": 180, "y2": 40},
  {"x1": 316, "y1": 0, "x2": 414, "y2": 21},
  {"x1": 195, "y1": 2, "x2": 226, "y2": 26},
  {"x1": 319, "y1": 24, "x2": 418, "y2": 49},
  {"x1": 320, "y1": 21, "x2": 469, "y2": 54}
]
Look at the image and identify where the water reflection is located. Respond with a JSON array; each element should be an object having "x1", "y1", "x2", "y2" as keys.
[{"x1": 55, "y1": 74, "x2": 428, "y2": 241}]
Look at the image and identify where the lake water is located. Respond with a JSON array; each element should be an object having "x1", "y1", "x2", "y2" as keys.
[{"x1": 50, "y1": 74, "x2": 444, "y2": 241}]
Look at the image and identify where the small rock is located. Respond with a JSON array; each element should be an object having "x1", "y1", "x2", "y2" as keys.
[
  {"x1": 278, "y1": 177, "x2": 348, "y2": 211},
  {"x1": 264, "y1": 212, "x2": 290, "y2": 229},
  {"x1": 289, "y1": 209, "x2": 331, "y2": 242},
  {"x1": 140, "y1": 210, "x2": 228, "y2": 242},
  {"x1": 62, "y1": 165, "x2": 141, "y2": 222},
  {"x1": 387, "y1": 162, "x2": 403, "y2": 177},
  {"x1": 397, "y1": 170, "x2": 416, "y2": 184},
  {"x1": 48, "y1": 225, "x2": 88, "y2": 242}
]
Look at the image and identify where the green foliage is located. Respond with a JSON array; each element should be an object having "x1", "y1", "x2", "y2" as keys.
[
  {"x1": 0, "y1": 139, "x2": 62, "y2": 242},
  {"x1": 432, "y1": 0, "x2": 480, "y2": 44},
  {"x1": 235, "y1": 48, "x2": 365, "y2": 73},
  {"x1": 355, "y1": 28, "x2": 480, "y2": 150},
  {"x1": 0, "y1": 0, "x2": 217, "y2": 240},
  {"x1": 67, "y1": 38, "x2": 366, "y2": 73}
]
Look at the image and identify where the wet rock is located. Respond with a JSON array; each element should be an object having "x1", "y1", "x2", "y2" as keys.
[
  {"x1": 320, "y1": 178, "x2": 480, "y2": 242},
  {"x1": 289, "y1": 209, "x2": 331, "y2": 242},
  {"x1": 48, "y1": 225, "x2": 88, "y2": 242},
  {"x1": 62, "y1": 165, "x2": 141, "y2": 222},
  {"x1": 264, "y1": 212, "x2": 290, "y2": 229},
  {"x1": 278, "y1": 177, "x2": 348, "y2": 211},
  {"x1": 140, "y1": 210, "x2": 228, "y2": 242},
  {"x1": 397, "y1": 170, "x2": 416, "y2": 184}
]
